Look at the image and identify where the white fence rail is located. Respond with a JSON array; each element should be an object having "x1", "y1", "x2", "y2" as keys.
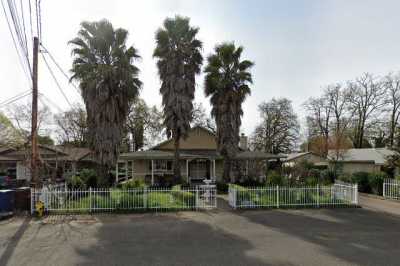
[
  {"x1": 383, "y1": 179, "x2": 400, "y2": 200},
  {"x1": 229, "y1": 181, "x2": 358, "y2": 209},
  {"x1": 31, "y1": 186, "x2": 216, "y2": 214}
]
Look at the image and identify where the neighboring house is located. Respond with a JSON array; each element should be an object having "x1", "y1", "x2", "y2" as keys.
[
  {"x1": 117, "y1": 126, "x2": 285, "y2": 185},
  {"x1": 327, "y1": 148, "x2": 396, "y2": 174},
  {"x1": 283, "y1": 152, "x2": 327, "y2": 167},
  {"x1": 0, "y1": 145, "x2": 96, "y2": 183}
]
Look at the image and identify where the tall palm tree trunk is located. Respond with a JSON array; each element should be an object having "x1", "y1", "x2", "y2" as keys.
[
  {"x1": 173, "y1": 135, "x2": 181, "y2": 184},
  {"x1": 223, "y1": 157, "x2": 233, "y2": 183}
]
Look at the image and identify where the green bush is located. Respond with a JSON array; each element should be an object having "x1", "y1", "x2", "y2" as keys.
[
  {"x1": 320, "y1": 169, "x2": 335, "y2": 185},
  {"x1": 305, "y1": 176, "x2": 318, "y2": 186},
  {"x1": 171, "y1": 185, "x2": 196, "y2": 206},
  {"x1": 337, "y1": 171, "x2": 387, "y2": 195},
  {"x1": 80, "y1": 169, "x2": 98, "y2": 188},
  {"x1": 368, "y1": 172, "x2": 387, "y2": 195},
  {"x1": 267, "y1": 171, "x2": 285, "y2": 185},
  {"x1": 216, "y1": 182, "x2": 229, "y2": 193},
  {"x1": 67, "y1": 175, "x2": 86, "y2": 189},
  {"x1": 351, "y1": 172, "x2": 371, "y2": 193},
  {"x1": 120, "y1": 179, "x2": 146, "y2": 190}
]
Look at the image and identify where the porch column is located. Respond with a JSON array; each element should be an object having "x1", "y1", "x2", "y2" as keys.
[
  {"x1": 131, "y1": 161, "x2": 135, "y2": 179},
  {"x1": 151, "y1": 160, "x2": 154, "y2": 185},
  {"x1": 125, "y1": 161, "x2": 128, "y2": 179},
  {"x1": 213, "y1": 159, "x2": 216, "y2": 181},
  {"x1": 186, "y1": 159, "x2": 189, "y2": 183},
  {"x1": 115, "y1": 162, "x2": 119, "y2": 183}
]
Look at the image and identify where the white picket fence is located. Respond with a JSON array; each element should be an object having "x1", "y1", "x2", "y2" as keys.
[
  {"x1": 383, "y1": 179, "x2": 400, "y2": 200},
  {"x1": 228, "y1": 181, "x2": 358, "y2": 209},
  {"x1": 31, "y1": 186, "x2": 217, "y2": 214}
]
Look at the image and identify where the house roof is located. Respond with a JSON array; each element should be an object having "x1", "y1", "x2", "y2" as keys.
[
  {"x1": 119, "y1": 150, "x2": 201, "y2": 160},
  {"x1": 150, "y1": 126, "x2": 216, "y2": 150},
  {"x1": 328, "y1": 148, "x2": 396, "y2": 165},
  {"x1": 55, "y1": 146, "x2": 93, "y2": 161},
  {"x1": 120, "y1": 149, "x2": 285, "y2": 161},
  {"x1": 235, "y1": 151, "x2": 286, "y2": 160},
  {"x1": 283, "y1": 152, "x2": 321, "y2": 162},
  {"x1": 0, "y1": 155, "x2": 16, "y2": 161},
  {"x1": 0, "y1": 145, "x2": 94, "y2": 162}
]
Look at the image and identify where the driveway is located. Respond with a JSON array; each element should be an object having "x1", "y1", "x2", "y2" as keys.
[
  {"x1": 0, "y1": 198, "x2": 400, "y2": 266},
  {"x1": 359, "y1": 193, "x2": 400, "y2": 216}
]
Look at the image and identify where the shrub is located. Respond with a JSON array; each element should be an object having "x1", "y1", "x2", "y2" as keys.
[
  {"x1": 368, "y1": 172, "x2": 387, "y2": 195},
  {"x1": 351, "y1": 172, "x2": 371, "y2": 193},
  {"x1": 305, "y1": 176, "x2": 318, "y2": 186},
  {"x1": 216, "y1": 182, "x2": 229, "y2": 193},
  {"x1": 67, "y1": 175, "x2": 86, "y2": 189},
  {"x1": 320, "y1": 169, "x2": 335, "y2": 185},
  {"x1": 79, "y1": 169, "x2": 98, "y2": 188},
  {"x1": 120, "y1": 179, "x2": 146, "y2": 190},
  {"x1": 267, "y1": 171, "x2": 285, "y2": 185}
]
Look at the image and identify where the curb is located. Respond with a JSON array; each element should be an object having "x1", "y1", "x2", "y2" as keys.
[
  {"x1": 359, "y1": 192, "x2": 385, "y2": 200},
  {"x1": 0, "y1": 212, "x2": 14, "y2": 221}
]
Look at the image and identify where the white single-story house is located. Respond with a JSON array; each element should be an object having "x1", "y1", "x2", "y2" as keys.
[{"x1": 328, "y1": 148, "x2": 396, "y2": 174}]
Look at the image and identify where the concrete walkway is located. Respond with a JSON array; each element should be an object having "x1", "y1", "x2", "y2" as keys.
[{"x1": 359, "y1": 194, "x2": 400, "y2": 217}]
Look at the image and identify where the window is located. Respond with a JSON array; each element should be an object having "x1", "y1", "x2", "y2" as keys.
[{"x1": 150, "y1": 160, "x2": 173, "y2": 171}]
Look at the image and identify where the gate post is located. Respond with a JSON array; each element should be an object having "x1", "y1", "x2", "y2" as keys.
[
  {"x1": 276, "y1": 185, "x2": 279, "y2": 208},
  {"x1": 30, "y1": 188, "x2": 34, "y2": 215},
  {"x1": 196, "y1": 187, "x2": 199, "y2": 210},
  {"x1": 354, "y1": 184, "x2": 358, "y2": 205},
  {"x1": 89, "y1": 187, "x2": 92, "y2": 213},
  {"x1": 144, "y1": 187, "x2": 147, "y2": 210}
]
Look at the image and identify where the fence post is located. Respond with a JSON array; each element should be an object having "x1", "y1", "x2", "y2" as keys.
[
  {"x1": 89, "y1": 187, "x2": 92, "y2": 213},
  {"x1": 233, "y1": 187, "x2": 237, "y2": 209},
  {"x1": 144, "y1": 187, "x2": 147, "y2": 210},
  {"x1": 354, "y1": 184, "x2": 358, "y2": 205},
  {"x1": 383, "y1": 180, "x2": 386, "y2": 198},
  {"x1": 30, "y1": 188, "x2": 34, "y2": 215},
  {"x1": 317, "y1": 185, "x2": 320, "y2": 208},
  {"x1": 196, "y1": 187, "x2": 199, "y2": 210},
  {"x1": 276, "y1": 185, "x2": 279, "y2": 208}
]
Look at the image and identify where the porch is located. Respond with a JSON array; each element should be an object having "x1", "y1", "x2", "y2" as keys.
[{"x1": 117, "y1": 150, "x2": 218, "y2": 185}]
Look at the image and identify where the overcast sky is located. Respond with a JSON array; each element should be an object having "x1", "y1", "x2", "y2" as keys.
[{"x1": 2, "y1": 0, "x2": 400, "y2": 138}]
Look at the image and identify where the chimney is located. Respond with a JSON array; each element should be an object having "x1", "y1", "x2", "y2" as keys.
[{"x1": 239, "y1": 133, "x2": 248, "y2": 150}]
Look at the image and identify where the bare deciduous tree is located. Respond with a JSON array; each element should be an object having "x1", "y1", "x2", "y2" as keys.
[
  {"x1": 191, "y1": 102, "x2": 216, "y2": 134},
  {"x1": 7, "y1": 101, "x2": 52, "y2": 141},
  {"x1": 383, "y1": 72, "x2": 400, "y2": 148},
  {"x1": 347, "y1": 73, "x2": 387, "y2": 148},
  {"x1": 251, "y1": 98, "x2": 299, "y2": 154},
  {"x1": 54, "y1": 104, "x2": 87, "y2": 147},
  {"x1": 304, "y1": 95, "x2": 331, "y2": 157},
  {"x1": 125, "y1": 98, "x2": 164, "y2": 151}
]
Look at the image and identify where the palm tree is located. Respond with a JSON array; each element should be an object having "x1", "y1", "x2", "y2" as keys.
[
  {"x1": 153, "y1": 16, "x2": 203, "y2": 182},
  {"x1": 204, "y1": 43, "x2": 254, "y2": 182},
  {"x1": 69, "y1": 19, "x2": 142, "y2": 182}
]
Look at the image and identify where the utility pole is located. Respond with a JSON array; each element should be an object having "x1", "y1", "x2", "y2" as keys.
[{"x1": 31, "y1": 36, "x2": 39, "y2": 188}]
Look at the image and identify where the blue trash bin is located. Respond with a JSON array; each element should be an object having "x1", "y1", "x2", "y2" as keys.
[{"x1": 0, "y1": 190, "x2": 15, "y2": 212}]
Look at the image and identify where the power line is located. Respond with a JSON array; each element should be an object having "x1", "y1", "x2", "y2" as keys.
[
  {"x1": 40, "y1": 44, "x2": 81, "y2": 94},
  {"x1": 1, "y1": 0, "x2": 32, "y2": 82},
  {"x1": 0, "y1": 91, "x2": 32, "y2": 108},
  {"x1": 38, "y1": 93, "x2": 64, "y2": 113},
  {"x1": 41, "y1": 53, "x2": 73, "y2": 108}
]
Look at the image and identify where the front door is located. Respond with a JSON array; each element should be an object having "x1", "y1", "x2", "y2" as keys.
[{"x1": 189, "y1": 160, "x2": 209, "y2": 182}]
